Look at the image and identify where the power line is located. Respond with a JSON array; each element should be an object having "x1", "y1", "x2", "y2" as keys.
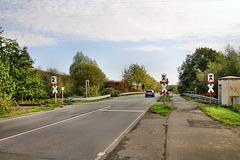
[
  {"x1": 0, "y1": 10, "x2": 238, "y2": 21},
  {"x1": 0, "y1": 0, "x2": 225, "y2": 10}
]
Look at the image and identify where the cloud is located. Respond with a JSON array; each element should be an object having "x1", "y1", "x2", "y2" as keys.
[
  {"x1": 125, "y1": 46, "x2": 165, "y2": 52},
  {"x1": 4, "y1": 31, "x2": 57, "y2": 47},
  {"x1": 178, "y1": 40, "x2": 240, "y2": 53},
  {"x1": 0, "y1": 0, "x2": 240, "y2": 45}
]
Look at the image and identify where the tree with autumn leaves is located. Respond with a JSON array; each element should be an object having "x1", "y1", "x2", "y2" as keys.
[{"x1": 123, "y1": 63, "x2": 161, "y2": 92}]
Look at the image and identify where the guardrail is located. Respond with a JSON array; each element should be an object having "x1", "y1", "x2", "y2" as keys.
[
  {"x1": 70, "y1": 94, "x2": 111, "y2": 101},
  {"x1": 120, "y1": 92, "x2": 144, "y2": 96},
  {"x1": 182, "y1": 93, "x2": 218, "y2": 102},
  {"x1": 70, "y1": 92, "x2": 144, "y2": 101}
]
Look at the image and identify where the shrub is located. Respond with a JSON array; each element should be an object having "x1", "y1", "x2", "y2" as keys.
[
  {"x1": 0, "y1": 93, "x2": 19, "y2": 115},
  {"x1": 100, "y1": 87, "x2": 121, "y2": 97}
]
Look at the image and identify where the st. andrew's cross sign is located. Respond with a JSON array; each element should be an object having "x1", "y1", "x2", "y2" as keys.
[
  {"x1": 160, "y1": 73, "x2": 169, "y2": 95},
  {"x1": 206, "y1": 73, "x2": 216, "y2": 96}
]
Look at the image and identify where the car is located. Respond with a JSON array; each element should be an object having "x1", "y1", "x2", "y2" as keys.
[{"x1": 145, "y1": 89, "x2": 155, "y2": 97}]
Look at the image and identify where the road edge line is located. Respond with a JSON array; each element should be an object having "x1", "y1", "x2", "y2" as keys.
[{"x1": 95, "y1": 106, "x2": 150, "y2": 160}]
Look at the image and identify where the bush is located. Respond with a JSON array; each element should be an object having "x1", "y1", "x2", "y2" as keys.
[
  {"x1": 0, "y1": 93, "x2": 19, "y2": 115},
  {"x1": 100, "y1": 87, "x2": 121, "y2": 97}
]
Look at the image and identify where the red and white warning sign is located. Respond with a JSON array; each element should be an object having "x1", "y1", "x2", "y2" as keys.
[
  {"x1": 206, "y1": 73, "x2": 216, "y2": 96},
  {"x1": 51, "y1": 83, "x2": 59, "y2": 96},
  {"x1": 160, "y1": 73, "x2": 169, "y2": 95},
  {"x1": 208, "y1": 73, "x2": 214, "y2": 83},
  {"x1": 51, "y1": 76, "x2": 57, "y2": 84}
]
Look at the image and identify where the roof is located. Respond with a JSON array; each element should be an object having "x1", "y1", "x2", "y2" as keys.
[{"x1": 218, "y1": 76, "x2": 240, "y2": 80}]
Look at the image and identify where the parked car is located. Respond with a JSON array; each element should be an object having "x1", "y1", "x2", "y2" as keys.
[{"x1": 145, "y1": 89, "x2": 155, "y2": 97}]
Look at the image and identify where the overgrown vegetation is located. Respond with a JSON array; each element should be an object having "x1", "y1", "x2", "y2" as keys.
[
  {"x1": 150, "y1": 104, "x2": 173, "y2": 116},
  {"x1": 199, "y1": 104, "x2": 240, "y2": 125}
]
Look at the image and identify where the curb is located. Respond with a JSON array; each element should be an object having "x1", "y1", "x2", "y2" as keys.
[{"x1": 95, "y1": 106, "x2": 151, "y2": 160}]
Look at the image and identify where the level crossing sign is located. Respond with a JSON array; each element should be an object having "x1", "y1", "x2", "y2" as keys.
[
  {"x1": 51, "y1": 76, "x2": 57, "y2": 84},
  {"x1": 160, "y1": 73, "x2": 169, "y2": 95},
  {"x1": 206, "y1": 73, "x2": 216, "y2": 96},
  {"x1": 51, "y1": 82, "x2": 59, "y2": 96}
]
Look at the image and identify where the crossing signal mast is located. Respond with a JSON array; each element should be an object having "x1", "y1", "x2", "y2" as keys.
[
  {"x1": 206, "y1": 73, "x2": 216, "y2": 105},
  {"x1": 160, "y1": 73, "x2": 169, "y2": 105}
]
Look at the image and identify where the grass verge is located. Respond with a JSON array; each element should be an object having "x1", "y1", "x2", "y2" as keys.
[
  {"x1": 150, "y1": 104, "x2": 173, "y2": 116},
  {"x1": 0, "y1": 103, "x2": 62, "y2": 118},
  {"x1": 198, "y1": 104, "x2": 240, "y2": 126},
  {"x1": 181, "y1": 95, "x2": 209, "y2": 102},
  {"x1": 0, "y1": 97, "x2": 113, "y2": 118}
]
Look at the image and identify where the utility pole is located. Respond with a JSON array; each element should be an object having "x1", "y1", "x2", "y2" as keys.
[{"x1": 86, "y1": 80, "x2": 89, "y2": 97}]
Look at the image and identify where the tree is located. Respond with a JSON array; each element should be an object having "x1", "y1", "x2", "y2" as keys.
[
  {"x1": 196, "y1": 45, "x2": 240, "y2": 95},
  {"x1": 69, "y1": 51, "x2": 97, "y2": 75},
  {"x1": 178, "y1": 47, "x2": 219, "y2": 93},
  {"x1": 69, "y1": 52, "x2": 106, "y2": 96},
  {"x1": 0, "y1": 28, "x2": 47, "y2": 102},
  {"x1": 123, "y1": 64, "x2": 147, "y2": 90}
]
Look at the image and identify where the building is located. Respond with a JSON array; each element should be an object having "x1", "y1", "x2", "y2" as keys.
[{"x1": 218, "y1": 76, "x2": 240, "y2": 106}]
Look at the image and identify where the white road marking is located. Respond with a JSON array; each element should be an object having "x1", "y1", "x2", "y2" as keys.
[
  {"x1": 0, "y1": 106, "x2": 111, "y2": 142},
  {"x1": 95, "y1": 107, "x2": 149, "y2": 160}
]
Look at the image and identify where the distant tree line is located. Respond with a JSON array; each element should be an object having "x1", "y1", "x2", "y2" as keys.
[{"x1": 178, "y1": 45, "x2": 240, "y2": 95}]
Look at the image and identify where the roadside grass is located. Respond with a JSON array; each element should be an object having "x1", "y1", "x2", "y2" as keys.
[
  {"x1": 198, "y1": 104, "x2": 240, "y2": 126},
  {"x1": 158, "y1": 95, "x2": 170, "y2": 102},
  {"x1": 0, "y1": 103, "x2": 62, "y2": 118},
  {"x1": 150, "y1": 104, "x2": 173, "y2": 116},
  {"x1": 0, "y1": 97, "x2": 113, "y2": 118},
  {"x1": 181, "y1": 95, "x2": 209, "y2": 102}
]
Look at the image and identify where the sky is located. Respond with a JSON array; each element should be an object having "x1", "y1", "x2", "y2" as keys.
[{"x1": 1, "y1": 0, "x2": 240, "y2": 85}]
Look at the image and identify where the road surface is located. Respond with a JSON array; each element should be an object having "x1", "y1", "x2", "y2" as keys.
[{"x1": 0, "y1": 94, "x2": 158, "y2": 160}]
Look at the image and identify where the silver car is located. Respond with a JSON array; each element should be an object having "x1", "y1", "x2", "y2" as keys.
[{"x1": 145, "y1": 89, "x2": 155, "y2": 97}]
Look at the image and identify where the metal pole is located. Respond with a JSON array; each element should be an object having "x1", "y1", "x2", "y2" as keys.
[
  {"x1": 55, "y1": 92, "x2": 57, "y2": 104},
  {"x1": 164, "y1": 93, "x2": 166, "y2": 105},
  {"x1": 62, "y1": 90, "x2": 63, "y2": 104},
  {"x1": 210, "y1": 93, "x2": 212, "y2": 106},
  {"x1": 164, "y1": 82, "x2": 166, "y2": 105},
  {"x1": 86, "y1": 80, "x2": 87, "y2": 97}
]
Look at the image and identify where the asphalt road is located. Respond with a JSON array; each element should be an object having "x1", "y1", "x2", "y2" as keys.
[{"x1": 0, "y1": 94, "x2": 158, "y2": 160}]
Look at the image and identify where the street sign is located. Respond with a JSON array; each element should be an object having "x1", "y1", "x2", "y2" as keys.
[
  {"x1": 161, "y1": 73, "x2": 167, "y2": 82},
  {"x1": 51, "y1": 76, "x2": 57, "y2": 84},
  {"x1": 206, "y1": 81, "x2": 216, "y2": 96},
  {"x1": 51, "y1": 83, "x2": 59, "y2": 96},
  {"x1": 208, "y1": 73, "x2": 214, "y2": 83}
]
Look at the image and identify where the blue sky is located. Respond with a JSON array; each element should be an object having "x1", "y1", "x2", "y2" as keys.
[{"x1": 1, "y1": 0, "x2": 240, "y2": 84}]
